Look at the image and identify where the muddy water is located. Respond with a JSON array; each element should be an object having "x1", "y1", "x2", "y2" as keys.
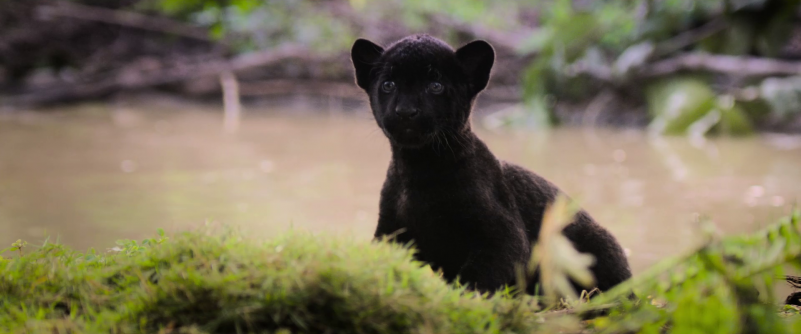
[{"x1": 1, "y1": 98, "x2": 800, "y2": 274}]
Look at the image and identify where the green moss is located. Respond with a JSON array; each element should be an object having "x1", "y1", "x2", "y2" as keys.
[{"x1": 0, "y1": 230, "x2": 552, "y2": 334}]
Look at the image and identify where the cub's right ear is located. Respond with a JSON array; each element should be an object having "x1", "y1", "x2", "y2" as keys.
[
  {"x1": 456, "y1": 40, "x2": 494, "y2": 96},
  {"x1": 351, "y1": 39, "x2": 384, "y2": 90}
]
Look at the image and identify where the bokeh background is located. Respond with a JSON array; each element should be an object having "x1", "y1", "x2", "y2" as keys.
[{"x1": 1, "y1": 0, "x2": 800, "y2": 275}]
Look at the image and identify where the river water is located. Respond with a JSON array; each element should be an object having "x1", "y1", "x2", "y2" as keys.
[{"x1": 1, "y1": 97, "x2": 800, "y2": 274}]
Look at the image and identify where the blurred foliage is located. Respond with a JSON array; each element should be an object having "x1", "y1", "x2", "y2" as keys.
[
  {"x1": 136, "y1": 0, "x2": 357, "y2": 54},
  {"x1": 4, "y1": 0, "x2": 801, "y2": 134},
  {"x1": 519, "y1": 0, "x2": 801, "y2": 134},
  {"x1": 587, "y1": 210, "x2": 801, "y2": 334},
  {"x1": 354, "y1": 0, "x2": 524, "y2": 31},
  {"x1": 755, "y1": 76, "x2": 801, "y2": 118},
  {"x1": 104, "y1": 0, "x2": 801, "y2": 136},
  {"x1": 134, "y1": 0, "x2": 531, "y2": 54},
  {"x1": 646, "y1": 76, "x2": 753, "y2": 136}
]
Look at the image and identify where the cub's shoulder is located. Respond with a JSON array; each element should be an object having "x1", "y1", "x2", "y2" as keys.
[{"x1": 500, "y1": 161, "x2": 559, "y2": 199}]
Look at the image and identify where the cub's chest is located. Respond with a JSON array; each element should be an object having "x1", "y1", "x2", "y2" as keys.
[
  {"x1": 386, "y1": 180, "x2": 493, "y2": 231},
  {"x1": 382, "y1": 181, "x2": 500, "y2": 277}
]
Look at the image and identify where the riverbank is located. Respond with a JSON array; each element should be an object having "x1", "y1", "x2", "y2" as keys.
[
  {"x1": 2, "y1": 212, "x2": 801, "y2": 333},
  {"x1": 4, "y1": 1, "x2": 801, "y2": 134},
  {"x1": 5, "y1": 91, "x2": 801, "y2": 134}
]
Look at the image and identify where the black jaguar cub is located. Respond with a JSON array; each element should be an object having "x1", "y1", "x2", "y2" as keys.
[{"x1": 350, "y1": 34, "x2": 632, "y2": 294}]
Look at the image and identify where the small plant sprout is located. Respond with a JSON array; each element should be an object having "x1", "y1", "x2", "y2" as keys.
[{"x1": 10, "y1": 239, "x2": 29, "y2": 256}]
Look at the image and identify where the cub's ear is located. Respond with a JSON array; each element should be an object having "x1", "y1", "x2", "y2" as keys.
[
  {"x1": 351, "y1": 39, "x2": 385, "y2": 90},
  {"x1": 455, "y1": 40, "x2": 495, "y2": 95}
]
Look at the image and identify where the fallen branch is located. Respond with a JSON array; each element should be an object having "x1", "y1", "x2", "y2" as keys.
[
  {"x1": 642, "y1": 52, "x2": 801, "y2": 77},
  {"x1": 564, "y1": 52, "x2": 801, "y2": 85},
  {"x1": 208, "y1": 79, "x2": 521, "y2": 102},
  {"x1": 4, "y1": 44, "x2": 314, "y2": 106},
  {"x1": 238, "y1": 79, "x2": 364, "y2": 99},
  {"x1": 36, "y1": 1, "x2": 215, "y2": 42}
]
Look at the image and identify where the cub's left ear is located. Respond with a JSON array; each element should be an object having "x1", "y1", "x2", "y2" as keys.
[
  {"x1": 351, "y1": 39, "x2": 385, "y2": 91},
  {"x1": 455, "y1": 40, "x2": 495, "y2": 95}
]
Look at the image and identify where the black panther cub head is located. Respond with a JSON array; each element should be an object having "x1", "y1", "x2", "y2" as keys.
[{"x1": 350, "y1": 34, "x2": 494, "y2": 148}]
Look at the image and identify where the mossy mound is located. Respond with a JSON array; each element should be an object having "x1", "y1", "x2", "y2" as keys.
[
  {"x1": 4, "y1": 212, "x2": 801, "y2": 334},
  {"x1": 0, "y1": 230, "x2": 551, "y2": 334}
]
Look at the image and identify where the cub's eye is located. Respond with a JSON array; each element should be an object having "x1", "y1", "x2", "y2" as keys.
[
  {"x1": 428, "y1": 82, "x2": 444, "y2": 94},
  {"x1": 381, "y1": 81, "x2": 396, "y2": 93}
]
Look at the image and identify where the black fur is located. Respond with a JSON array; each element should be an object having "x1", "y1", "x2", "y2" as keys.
[{"x1": 351, "y1": 34, "x2": 632, "y2": 294}]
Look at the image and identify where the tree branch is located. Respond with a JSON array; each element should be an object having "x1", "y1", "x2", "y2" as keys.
[
  {"x1": 5, "y1": 44, "x2": 314, "y2": 106},
  {"x1": 237, "y1": 79, "x2": 364, "y2": 99},
  {"x1": 36, "y1": 1, "x2": 215, "y2": 42},
  {"x1": 641, "y1": 52, "x2": 801, "y2": 78}
]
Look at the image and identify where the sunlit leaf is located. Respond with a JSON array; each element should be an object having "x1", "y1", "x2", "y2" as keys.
[
  {"x1": 647, "y1": 77, "x2": 717, "y2": 135},
  {"x1": 529, "y1": 195, "x2": 596, "y2": 303}
]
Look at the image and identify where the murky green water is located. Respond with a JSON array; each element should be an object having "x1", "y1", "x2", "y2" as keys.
[{"x1": 1, "y1": 98, "x2": 800, "y2": 274}]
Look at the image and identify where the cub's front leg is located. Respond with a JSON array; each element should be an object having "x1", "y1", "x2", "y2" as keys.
[
  {"x1": 373, "y1": 214, "x2": 412, "y2": 245},
  {"x1": 373, "y1": 179, "x2": 413, "y2": 244},
  {"x1": 456, "y1": 229, "x2": 530, "y2": 293}
]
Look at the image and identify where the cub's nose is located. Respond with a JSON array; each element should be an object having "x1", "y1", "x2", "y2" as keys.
[{"x1": 395, "y1": 106, "x2": 419, "y2": 119}]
